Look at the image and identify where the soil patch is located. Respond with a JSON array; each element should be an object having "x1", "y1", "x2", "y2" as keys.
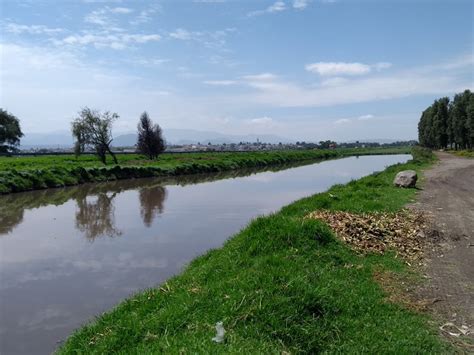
[{"x1": 409, "y1": 152, "x2": 474, "y2": 347}]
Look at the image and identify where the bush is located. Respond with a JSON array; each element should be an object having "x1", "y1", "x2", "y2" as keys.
[{"x1": 411, "y1": 146, "x2": 434, "y2": 163}]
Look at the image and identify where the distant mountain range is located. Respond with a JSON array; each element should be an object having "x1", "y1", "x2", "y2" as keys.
[{"x1": 19, "y1": 129, "x2": 295, "y2": 148}]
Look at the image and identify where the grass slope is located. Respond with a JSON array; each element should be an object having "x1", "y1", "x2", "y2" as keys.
[
  {"x1": 59, "y1": 147, "x2": 450, "y2": 354},
  {"x1": 0, "y1": 147, "x2": 410, "y2": 194}
]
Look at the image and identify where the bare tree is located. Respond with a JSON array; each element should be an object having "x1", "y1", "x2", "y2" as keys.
[
  {"x1": 136, "y1": 111, "x2": 165, "y2": 159},
  {"x1": 72, "y1": 107, "x2": 119, "y2": 164}
]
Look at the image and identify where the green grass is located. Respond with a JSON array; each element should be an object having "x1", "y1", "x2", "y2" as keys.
[
  {"x1": 450, "y1": 149, "x2": 474, "y2": 158},
  {"x1": 59, "y1": 148, "x2": 451, "y2": 354},
  {"x1": 0, "y1": 147, "x2": 410, "y2": 194}
]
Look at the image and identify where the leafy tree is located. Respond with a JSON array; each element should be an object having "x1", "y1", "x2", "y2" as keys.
[
  {"x1": 136, "y1": 112, "x2": 165, "y2": 160},
  {"x1": 71, "y1": 107, "x2": 119, "y2": 164},
  {"x1": 418, "y1": 90, "x2": 473, "y2": 150},
  {"x1": 450, "y1": 90, "x2": 471, "y2": 150},
  {"x1": 467, "y1": 94, "x2": 474, "y2": 149},
  {"x1": 0, "y1": 109, "x2": 23, "y2": 153},
  {"x1": 318, "y1": 140, "x2": 337, "y2": 149},
  {"x1": 433, "y1": 98, "x2": 449, "y2": 148}
]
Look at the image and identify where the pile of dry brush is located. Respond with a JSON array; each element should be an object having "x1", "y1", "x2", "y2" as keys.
[{"x1": 306, "y1": 209, "x2": 428, "y2": 263}]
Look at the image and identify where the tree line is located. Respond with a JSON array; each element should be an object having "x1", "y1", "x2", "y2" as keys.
[{"x1": 418, "y1": 90, "x2": 474, "y2": 150}]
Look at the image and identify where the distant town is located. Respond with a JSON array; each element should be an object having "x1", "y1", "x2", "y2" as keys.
[{"x1": 15, "y1": 139, "x2": 418, "y2": 155}]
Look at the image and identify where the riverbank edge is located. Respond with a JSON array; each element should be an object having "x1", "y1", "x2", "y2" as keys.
[
  {"x1": 59, "y1": 147, "x2": 452, "y2": 354},
  {"x1": 0, "y1": 147, "x2": 410, "y2": 194}
]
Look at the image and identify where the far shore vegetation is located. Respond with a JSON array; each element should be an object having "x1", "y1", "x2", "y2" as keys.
[
  {"x1": 0, "y1": 146, "x2": 410, "y2": 194},
  {"x1": 58, "y1": 146, "x2": 451, "y2": 354}
]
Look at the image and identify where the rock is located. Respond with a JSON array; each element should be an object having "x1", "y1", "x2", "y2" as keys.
[{"x1": 393, "y1": 170, "x2": 418, "y2": 188}]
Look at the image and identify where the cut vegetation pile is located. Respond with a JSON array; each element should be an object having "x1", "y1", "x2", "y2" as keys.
[{"x1": 306, "y1": 209, "x2": 427, "y2": 263}]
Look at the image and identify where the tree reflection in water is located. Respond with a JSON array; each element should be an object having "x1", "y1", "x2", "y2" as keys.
[
  {"x1": 75, "y1": 192, "x2": 122, "y2": 241},
  {"x1": 0, "y1": 160, "x2": 316, "y2": 238},
  {"x1": 139, "y1": 186, "x2": 167, "y2": 227}
]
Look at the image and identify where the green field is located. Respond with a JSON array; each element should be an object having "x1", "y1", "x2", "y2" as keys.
[
  {"x1": 58, "y1": 147, "x2": 450, "y2": 354},
  {"x1": 0, "y1": 147, "x2": 410, "y2": 194}
]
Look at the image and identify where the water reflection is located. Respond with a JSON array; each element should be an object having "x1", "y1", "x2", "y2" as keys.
[
  {"x1": 75, "y1": 192, "x2": 122, "y2": 240},
  {"x1": 0, "y1": 160, "x2": 320, "y2": 239},
  {"x1": 139, "y1": 186, "x2": 167, "y2": 227}
]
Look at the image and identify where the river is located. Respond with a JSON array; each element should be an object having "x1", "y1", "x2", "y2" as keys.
[{"x1": 0, "y1": 154, "x2": 410, "y2": 354}]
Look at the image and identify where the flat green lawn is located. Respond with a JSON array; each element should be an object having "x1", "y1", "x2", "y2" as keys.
[{"x1": 59, "y1": 148, "x2": 450, "y2": 354}]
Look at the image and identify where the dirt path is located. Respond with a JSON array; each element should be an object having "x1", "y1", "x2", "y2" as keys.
[{"x1": 410, "y1": 152, "x2": 474, "y2": 342}]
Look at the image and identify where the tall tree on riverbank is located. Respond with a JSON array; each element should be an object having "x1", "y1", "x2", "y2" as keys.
[
  {"x1": 467, "y1": 94, "x2": 474, "y2": 148},
  {"x1": 136, "y1": 112, "x2": 165, "y2": 159},
  {"x1": 72, "y1": 107, "x2": 119, "y2": 164},
  {"x1": 418, "y1": 90, "x2": 473, "y2": 150},
  {"x1": 0, "y1": 109, "x2": 23, "y2": 153}
]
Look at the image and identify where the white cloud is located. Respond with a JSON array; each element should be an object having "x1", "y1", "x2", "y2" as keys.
[
  {"x1": 109, "y1": 7, "x2": 133, "y2": 14},
  {"x1": 168, "y1": 28, "x2": 235, "y2": 52},
  {"x1": 248, "y1": 1, "x2": 287, "y2": 17},
  {"x1": 4, "y1": 23, "x2": 64, "y2": 35},
  {"x1": 84, "y1": 8, "x2": 111, "y2": 26},
  {"x1": 130, "y1": 5, "x2": 160, "y2": 25},
  {"x1": 248, "y1": 0, "x2": 311, "y2": 16},
  {"x1": 306, "y1": 62, "x2": 371, "y2": 76},
  {"x1": 237, "y1": 57, "x2": 472, "y2": 108},
  {"x1": 249, "y1": 116, "x2": 273, "y2": 124},
  {"x1": 56, "y1": 33, "x2": 161, "y2": 49},
  {"x1": 203, "y1": 80, "x2": 238, "y2": 86},
  {"x1": 84, "y1": 6, "x2": 133, "y2": 27},
  {"x1": 293, "y1": 0, "x2": 310, "y2": 9},
  {"x1": 0, "y1": 42, "x2": 175, "y2": 133},
  {"x1": 334, "y1": 114, "x2": 375, "y2": 125},
  {"x1": 169, "y1": 28, "x2": 192, "y2": 40},
  {"x1": 305, "y1": 61, "x2": 392, "y2": 76},
  {"x1": 334, "y1": 118, "x2": 350, "y2": 125},
  {"x1": 268, "y1": 1, "x2": 286, "y2": 12}
]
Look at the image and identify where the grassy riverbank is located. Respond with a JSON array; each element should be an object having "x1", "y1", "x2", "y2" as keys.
[
  {"x1": 0, "y1": 147, "x2": 409, "y2": 194},
  {"x1": 59, "y1": 147, "x2": 450, "y2": 353}
]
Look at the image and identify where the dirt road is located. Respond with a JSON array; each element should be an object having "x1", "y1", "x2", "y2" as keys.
[{"x1": 411, "y1": 152, "x2": 474, "y2": 341}]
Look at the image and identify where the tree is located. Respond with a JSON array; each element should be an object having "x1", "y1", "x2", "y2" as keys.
[
  {"x1": 0, "y1": 109, "x2": 23, "y2": 153},
  {"x1": 450, "y1": 90, "x2": 471, "y2": 150},
  {"x1": 433, "y1": 98, "x2": 449, "y2": 149},
  {"x1": 418, "y1": 90, "x2": 474, "y2": 150},
  {"x1": 467, "y1": 94, "x2": 474, "y2": 149},
  {"x1": 136, "y1": 112, "x2": 165, "y2": 160},
  {"x1": 71, "y1": 107, "x2": 118, "y2": 164}
]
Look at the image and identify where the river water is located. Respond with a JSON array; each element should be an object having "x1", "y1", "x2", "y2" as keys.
[{"x1": 0, "y1": 154, "x2": 410, "y2": 354}]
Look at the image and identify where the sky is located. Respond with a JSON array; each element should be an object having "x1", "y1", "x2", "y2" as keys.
[{"x1": 0, "y1": 0, "x2": 473, "y2": 142}]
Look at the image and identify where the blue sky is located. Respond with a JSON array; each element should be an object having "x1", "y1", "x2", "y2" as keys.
[{"x1": 1, "y1": 0, "x2": 472, "y2": 141}]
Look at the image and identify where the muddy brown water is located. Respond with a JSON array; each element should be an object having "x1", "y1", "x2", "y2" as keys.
[{"x1": 0, "y1": 154, "x2": 410, "y2": 354}]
